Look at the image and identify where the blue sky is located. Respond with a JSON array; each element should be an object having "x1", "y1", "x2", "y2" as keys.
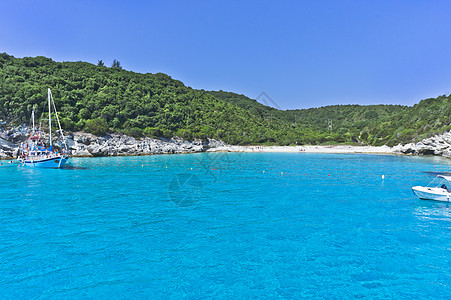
[{"x1": 1, "y1": 0, "x2": 451, "y2": 109}]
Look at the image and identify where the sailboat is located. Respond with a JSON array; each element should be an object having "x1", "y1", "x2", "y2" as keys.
[{"x1": 19, "y1": 88, "x2": 69, "y2": 168}]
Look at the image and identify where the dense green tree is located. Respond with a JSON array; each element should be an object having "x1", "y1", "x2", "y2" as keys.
[{"x1": 1, "y1": 53, "x2": 450, "y2": 146}]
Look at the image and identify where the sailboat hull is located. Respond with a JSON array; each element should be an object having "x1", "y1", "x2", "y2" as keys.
[{"x1": 22, "y1": 156, "x2": 69, "y2": 168}]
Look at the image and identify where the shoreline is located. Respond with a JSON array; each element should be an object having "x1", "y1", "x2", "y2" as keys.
[
  {"x1": 3, "y1": 127, "x2": 451, "y2": 159},
  {"x1": 0, "y1": 145, "x2": 398, "y2": 160},
  {"x1": 206, "y1": 144, "x2": 398, "y2": 155}
]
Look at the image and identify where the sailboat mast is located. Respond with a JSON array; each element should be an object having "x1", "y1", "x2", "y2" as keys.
[
  {"x1": 31, "y1": 105, "x2": 35, "y2": 135},
  {"x1": 48, "y1": 88, "x2": 52, "y2": 147}
]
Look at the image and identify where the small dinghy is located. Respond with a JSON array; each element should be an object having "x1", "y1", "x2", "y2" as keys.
[{"x1": 412, "y1": 175, "x2": 451, "y2": 202}]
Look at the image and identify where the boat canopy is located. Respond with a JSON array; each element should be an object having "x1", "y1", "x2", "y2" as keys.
[{"x1": 438, "y1": 175, "x2": 451, "y2": 182}]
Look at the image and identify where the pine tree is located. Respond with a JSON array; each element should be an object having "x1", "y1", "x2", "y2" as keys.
[{"x1": 111, "y1": 59, "x2": 122, "y2": 69}]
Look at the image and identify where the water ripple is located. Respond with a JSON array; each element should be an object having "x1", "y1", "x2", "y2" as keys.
[{"x1": 0, "y1": 153, "x2": 451, "y2": 298}]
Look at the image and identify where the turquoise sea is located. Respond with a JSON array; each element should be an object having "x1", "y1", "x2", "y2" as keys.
[{"x1": 1, "y1": 152, "x2": 451, "y2": 298}]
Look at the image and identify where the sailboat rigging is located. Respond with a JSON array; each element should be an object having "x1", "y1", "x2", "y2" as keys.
[{"x1": 19, "y1": 88, "x2": 69, "y2": 168}]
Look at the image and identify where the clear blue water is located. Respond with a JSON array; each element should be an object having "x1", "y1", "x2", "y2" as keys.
[{"x1": 1, "y1": 153, "x2": 451, "y2": 298}]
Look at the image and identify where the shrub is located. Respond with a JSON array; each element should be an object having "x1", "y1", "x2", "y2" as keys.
[
  {"x1": 125, "y1": 127, "x2": 143, "y2": 138},
  {"x1": 143, "y1": 127, "x2": 162, "y2": 138},
  {"x1": 84, "y1": 117, "x2": 108, "y2": 136}
]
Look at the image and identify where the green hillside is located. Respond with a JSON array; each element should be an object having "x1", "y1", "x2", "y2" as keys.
[
  {"x1": 0, "y1": 53, "x2": 450, "y2": 146},
  {"x1": 209, "y1": 86, "x2": 451, "y2": 146}
]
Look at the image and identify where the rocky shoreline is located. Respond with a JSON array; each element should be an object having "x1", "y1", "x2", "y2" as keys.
[
  {"x1": 2, "y1": 126, "x2": 451, "y2": 159},
  {"x1": 66, "y1": 132, "x2": 228, "y2": 157},
  {"x1": 391, "y1": 131, "x2": 451, "y2": 158},
  {"x1": 0, "y1": 128, "x2": 227, "y2": 159}
]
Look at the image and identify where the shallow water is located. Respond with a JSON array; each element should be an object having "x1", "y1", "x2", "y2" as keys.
[{"x1": 1, "y1": 153, "x2": 450, "y2": 298}]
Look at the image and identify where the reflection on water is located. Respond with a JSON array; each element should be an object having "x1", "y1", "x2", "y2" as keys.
[
  {"x1": 414, "y1": 200, "x2": 451, "y2": 221},
  {"x1": 0, "y1": 161, "x2": 19, "y2": 167},
  {"x1": 422, "y1": 171, "x2": 451, "y2": 176},
  {"x1": 58, "y1": 165, "x2": 88, "y2": 170}
]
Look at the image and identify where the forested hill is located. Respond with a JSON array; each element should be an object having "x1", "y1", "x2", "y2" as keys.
[{"x1": 1, "y1": 53, "x2": 450, "y2": 146}]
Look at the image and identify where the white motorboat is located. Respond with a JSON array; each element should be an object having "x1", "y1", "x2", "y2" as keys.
[{"x1": 412, "y1": 175, "x2": 451, "y2": 202}]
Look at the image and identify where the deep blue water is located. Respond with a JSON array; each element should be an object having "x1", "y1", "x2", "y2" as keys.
[{"x1": 1, "y1": 152, "x2": 451, "y2": 298}]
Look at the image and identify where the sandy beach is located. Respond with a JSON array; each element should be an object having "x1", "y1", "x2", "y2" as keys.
[{"x1": 207, "y1": 144, "x2": 396, "y2": 154}]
